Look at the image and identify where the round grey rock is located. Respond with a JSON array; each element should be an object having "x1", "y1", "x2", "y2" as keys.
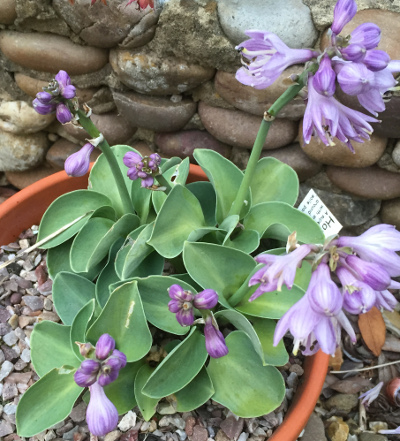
[{"x1": 217, "y1": 0, "x2": 318, "y2": 48}]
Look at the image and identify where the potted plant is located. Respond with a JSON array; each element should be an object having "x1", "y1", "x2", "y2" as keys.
[{"x1": 7, "y1": 0, "x2": 400, "y2": 439}]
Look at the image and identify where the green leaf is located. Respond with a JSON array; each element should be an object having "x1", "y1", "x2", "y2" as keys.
[
  {"x1": 193, "y1": 149, "x2": 251, "y2": 224},
  {"x1": 70, "y1": 299, "x2": 96, "y2": 361},
  {"x1": 89, "y1": 145, "x2": 136, "y2": 218},
  {"x1": 183, "y1": 242, "x2": 256, "y2": 308},
  {"x1": 252, "y1": 318, "x2": 289, "y2": 366},
  {"x1": 142, "y1": 328, "x2": 208, "y2": 398},
  {"x1": 251, "y1": 157, "x2": 299, "y2": 206},
  {"x1": 104, "y1": 361, "x2": 144, "y2": 414},
  {"x1": 160, "y1": 157, "x2": 182, "y2": 172},
  {"x1": 31, "y1": 321, "x2": 80, "y2": 378},
  {"x1": 87, "y1": 281, "x2": 152, "y2": 362},
  {"x1": 16, "y1": 367, "x2": 82, "y2": 437},
  {"x1": 186, "y1": 181, "x2": 216, "y2": 226},
  {"x1": 243, "y1": 201, "x2": 325, "y2": 244},
  {"x1": 224, "y1": 229, "x2": 260, "y2": 254},
  {"x1": 148, "y1": 185, "x2": 206, "y2": 258},
  {"x1": 137, "y1": 276, "x2": 192, "y2": 336},
  {"x1": 171, "y1": 368, "x2": 214, "y2": 412},
  {"x1": 52, "y1": 272, "x2": 96, "y2": 325},
  {"x1": 131, "y1": 179, "x2": 152, "y2": 224},
  {"x1": 134, "y1": 364, "x2": 159, "y2": 420},
  {"x1": 37, "y1": 190, "x2": 113, "y2": 249},
  {"x1": 207, "y1": 331, "x2": 285, "y2": 417}
]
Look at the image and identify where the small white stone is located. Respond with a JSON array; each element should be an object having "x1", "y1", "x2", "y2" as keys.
[
  {"x1": 0, "y1": 360, "x2": 14, "y2": 381},
  {"x1": 175, "y1": 430, "x2": 187, "y2": 441},
  {"x1": 44, "y1": 430, "x2": 56, "y2": 441},
  {"x1": 12, "y1": 344, "x2": 21, "y2": 356},
  {"x1": 141, "y1": 421, "x2": 150, "y2": 432},
  {"x1": 3, "y1": 403, "x2": 17, "y2": 415},
  {"x1": 21, "y1": 348, "x2": 31, "y2": 362},
  {"x1": 3, "y1": 331, "x2": 18, "y2": 346},
  {"x1": 118, "y1": 411, "x2": 137, "y2": 432},
  {"x1": 237, "y1": 433, "x2": 249, "y2": 441}
]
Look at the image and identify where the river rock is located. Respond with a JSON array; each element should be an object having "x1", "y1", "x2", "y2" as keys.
[
  {"x1": 46, "y1": 138, "x2": 102, "y2": 171},
  {"x1": 148, "y1": 0, "x2": 237, "y2": 72},
  {"x1": 198, "y1": 101, "x2": 298, "y2": 150},
  {"x1": 0, "y1": 0, "x2": 16, "y2": 25},
  {"x1": 325, "y1": 394, "x2": 359, "y2": 412},
  {"x1": 299, "y1": 123, "x2": 387, "y2": 167},
  {"x1": 0, "y1": 101, "x2": 55, "y2": 134},
  {"x1": 110, "y1": 48, "x2": 215, "y2": 96},
  {"x1": 301, "y1": 413, "x2": 327, "y2": 441},
  {"x1": 381, "y1": 198, "x2": 400, "y2": 228},
  {"x1": 326, "y1": 165, "x2": 400, "y2": 200},
  {"x1": 113, "y1": 91, "x2": 197, "y2": 132},
  {"x1": 0, "y1": 130, "x2": 49, "y2": 172},
  {"x1": 299, "y1": 185, "x2": 381, "y2": 227},
  {"x1": 215, "y1": 68, "x2": 306, "y2": 120},
  {"x1": 155, "y1": 130, "x2": 231, "y2": 162},
  {"x1": 0, "y1": 31, "x2": 109, "y2": 75},
  {"x1": 217, "y1": 0, "x2": 318, "y2": 48},
  {"x1": 5, "y1": 163, "x2": 57, "y2": 189},
  {"x1": 192, "y1": 81, "x2": 235, "y2": 110}
]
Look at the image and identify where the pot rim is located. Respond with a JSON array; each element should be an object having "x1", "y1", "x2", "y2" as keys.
[{"x1": 0, "y1": 164, "x2": 329, "y2": 440}]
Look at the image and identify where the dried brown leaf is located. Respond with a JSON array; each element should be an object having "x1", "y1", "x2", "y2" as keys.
[{"x1": 359, "y1": 307, "x2": 386, "y2": 357}]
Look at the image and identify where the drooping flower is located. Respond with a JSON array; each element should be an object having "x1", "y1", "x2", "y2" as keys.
[
  {"x1": 86, "y1": 381, "x2": 119, "y2": 437},
  {"x1": 204, "y1": 315, "x2": 229, "y2": 358},
  {"x1": 359, "y1": 381, "x2": 384, "y2": 407},
  {"x1": 331, "y1": 0, "x2": 357, "y2": 35},
  {"x1": 345, "y1": 254, "x2": 391, "y2": 291},
  {"x1": 123, "y1": 151, "x2": 161, "y2": 188},
  {"x1": 235, "y1": 31, "x2": 317, "y2": 90},
  {"x1": 64, "y1": 143, "x2": 95, "y2": 177}
]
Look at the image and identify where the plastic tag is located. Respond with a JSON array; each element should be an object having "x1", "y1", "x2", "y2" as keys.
[{"x1": 298, "y1": 189, "x2": 342, "y2": 237}]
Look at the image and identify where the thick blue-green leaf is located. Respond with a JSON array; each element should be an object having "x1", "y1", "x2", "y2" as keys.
[
  {"x1": 243, "y1": 201, "x2": 325, "y2": 244},
  {"x1": 134, "y1": 365, "x2": 159, "y2": 421},
  {"x1": 224, "y1": 229, "x2": 260, "y2": 254},
  {"x1": 87, "y1": 281, "x2": 152, "y2": 362},
  {"x1": 38, "y1": 190, "x2": 113, "y2": 248},
  {"x1": 70, "y1": 299, "x2": 96, "y2": 361},
  {"x1": 16, "y1": 367, "x2": 82, "y2": 437},
  {"x1": 186, "y1": 181, "x2": 216, "y2": 226},
  {"x1": 142, "y1": 328, "x2": 208, "y2": 398},
  {"x1": 251, "y1": 157, "x2": 299, "y2": 206},
  {"x1": 207, "y1": 331, "x2": 285, "y2": 417},
  {"x1": 160, "y1": 157, "x2": 182, "y2": 172},
  {"x1": 52, "y1": 272, "x2": 96, "y2": 325},
  {"x1": 193, "y1": 149, "x2": 251, "y2": 223},
  {"x1": 148, "y1": 185, "x2": 206, "y2": 258},
  {"x1": 31, "y1": 321, "x2": 80, "y2": 378}
]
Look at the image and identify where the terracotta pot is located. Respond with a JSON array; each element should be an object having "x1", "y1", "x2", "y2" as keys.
[{"x1": 0, "y1": 164, "x2": 329, "y2": 440}]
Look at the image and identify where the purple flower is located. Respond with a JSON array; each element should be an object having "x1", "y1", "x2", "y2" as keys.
[
  {"x1": 375, "y1": 288, "x2": 398, "y2": 311},
  {"x1": 74, "y1": 359, "x2": 101, "y2": 387},
  {"x1": 168, "y1": 284, "x2": 195, "y2": 326},
  {"x1": 340, "y1": 44, "x2": 367, "y2": 63},
  {"x1": 235, "y1": 31, "x2": 316, "y2": 89},
  {"x1": 345, "y1": 255, "x2": 391, "y2": 291},
  {"x1": 349, "y1": 23, "x2": 381, "y2": 50},
  {"x1": 32, "y1": 98, "x2": 56, "y2": 115},
  {"x1": 363, "y1": 50, "x2": 390, "y2": 71},
  {"x1": 204, "y1": 315, "x2": 228, "y2": 358},
  {"x1": 248, "y1": 244, "x2": 312, "y2": 301},
  {"x1": 331, "y1": 0, "x2": 357, "y2": 35},
  {"x1": 98, "y1": 357, "x2": 121, "y2": 387},
  {"x1": 64, "y1": 143, "x2": 95, "y2": 177},
  {"x1": 313, "y1": 55, "x2": 336, "y2": 97},
  {"x1": 123, "y1": 151, "x2": 161, "y2": 188},
  {"x1": 110, "y1": 349, "x2": 127, "y2": 369},
  {"x1": 193, "y1": 289, "x2": 219, "y2": 309},
  {"x1": 56, "y1": 103, "x2": 73, "y2": 124},
  {"x1": 86, "y1": 381, "x2": 119, "y2": 436},
  {"x1": 359, "y1": 381, "x2": 384, "y2": 407},
  {"x1": 54, "y1": 70, "x2": 76, "y2": 99},
  {"x1": 95, "y1": 334, "x2": 115, "y2": 360},
  {"x1": 379, "y1": 427, "x2": 400, "y2": 435},
  {"x1": 336, "y1": 62, "x2": 375, "y2": 96}
]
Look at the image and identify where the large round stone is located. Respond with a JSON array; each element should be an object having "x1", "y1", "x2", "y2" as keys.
[
  {"x1": 6, "y1": 163, "x2": 56, "y2": 189},
  {"x1": 110, "y1": 49, "x2": 215, "y2": 95},
  {"x1": 113, "y1": 91, "x2": 197, "y2": 132},
  {"x1": 0, "y1": 31, "x2": 108, "y2": 75},
  {"x1": 215, "y1": 68, "x2": 306, "y2": 120},
  {"x1": 0, "y1": 130, "x2": 49, "y2": 172},
  {"x1": 198, "y1": 101, "x2": 298, "y2": 150},
  {"x1": 381, "y1": 198, "x2": 400, "y2": 229},
  {"x1": 0, "y1": 0, "x2": 16, "y2": 25}
]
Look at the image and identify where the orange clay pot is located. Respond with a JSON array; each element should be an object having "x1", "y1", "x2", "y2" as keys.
[{"x1": 0, "y1": 164, "x2": 329, "y2": 441}]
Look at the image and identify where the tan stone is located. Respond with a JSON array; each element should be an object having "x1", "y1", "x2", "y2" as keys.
[
  {"x1": 6, "y1": 164, "x2": 57, "y2": 190},
  {"x1": 198, "y1": 101, "x2": 298, "y2": 150},
  {"x1": 299, "y1": 122, "x2": 387, "y2": 167},
  {"x1": 381, "y1": 198, "x2": 400, "y2": 228},
  {"x1": 0, "y1": 0, "x2": 16, "y2": 25},
  {"x1": 214, "y1": 67, "x2": 306, "y2": 119},
  {"x1": 0, "y1": 31, "x2": 109, "y2": 75}
]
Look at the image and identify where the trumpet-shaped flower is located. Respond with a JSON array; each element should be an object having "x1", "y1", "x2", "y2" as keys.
[
  {"x1": 64, "y1": 143, "x2": 95, "y2": 177},
  {"x1": 204, "y1": 315, "x2": 229, "y2": 358},
  {"x1": 359, "y1": 381, "x2": 384, "y2": 407},
  {"x1": 235, "y1": 31, "x2": 316, "y2": 90},
  {"x1": 331, "y1": 0, "x2": 357, "y2": 35},
  {"x1": 345, "y1": 254, "x2": 391, "y2": 291},
  {"x1": 349, "y1": 23, "x2": 381, "y2": 50}
]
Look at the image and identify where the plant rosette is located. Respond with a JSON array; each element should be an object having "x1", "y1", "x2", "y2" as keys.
[{"x1": 13, "y1": 0, "x2": 400, "y2": 438}]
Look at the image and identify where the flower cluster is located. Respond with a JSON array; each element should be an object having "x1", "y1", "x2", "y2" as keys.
[
  {"x1": 168, "y1": 284, "x2": 228, "y2": 358},
  {"x1": 250, "y1": 224, "x2": 400, "y2": 356},
  {"x1": 74, "y1": 334, "x2": 127, "y2": 436},
  {"x1": 32, "y1": 71, "x2": 77, "y2": 125},
  {"x1": 235, "y1": 0, "x2": 400, "y2": 151},
  {"x1": 123, "y1": 151, "x2": 161, "y2": 188}
]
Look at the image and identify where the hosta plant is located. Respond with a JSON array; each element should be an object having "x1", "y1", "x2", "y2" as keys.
[{"x1": 16, "y1": 0, "x2": 400, "y2": 437}]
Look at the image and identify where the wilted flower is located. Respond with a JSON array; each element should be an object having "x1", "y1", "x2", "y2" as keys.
[
  {"x1": 64, "y1": 143, "x2": 95, "y2": 177},
  {"x1": 359, "y1": 381, "x2": 384, "y2": 407},
  {"x1": 204, "y1": 315, "x2": 229, "y2": 358},
  {"x1": 123, "y1": 152, "x2": 161, "y2": 188}
]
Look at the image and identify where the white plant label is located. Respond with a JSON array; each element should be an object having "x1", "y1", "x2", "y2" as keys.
[{"x1": 298, "y1": 189, "x2": 342, "y2": 238}]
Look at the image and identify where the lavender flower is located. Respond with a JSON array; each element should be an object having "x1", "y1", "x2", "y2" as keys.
[
  {"x1": 235, "y1": 31, "x2": 317, "y2": 89},
  {"x1": 86, "y1": 381, "x2": 119, "y2": 437},
  {"x1": 64, "y1": 143, "x2": 95, "y2": 177},
  {"x1": 95, "y1": 333, "x2": 116, "y2": 360},
  {"x1": 348, "y1": 23, "x2": 381, "y2": 50},
  {"x1": 345, "y1": 254, "x2": 391, "y2": 291},
  {"x1": 379, "y1": 427, "x2": 400, "y2": 435},
  {"x1": 331, "y1": 0, "x2": 357, "y2": 35},
  {"x1": 74, "y1": 359, "x2": 101, "y2": 387},
  {"x1": 123, "y1": 151, "x2": 161, "y2": 188},
  {"x1": 204, "y1": 315, "x2": 229, "y2": 358},
  {"x1": 359, "y1": 381, "x2": 384, "y2": 407}
]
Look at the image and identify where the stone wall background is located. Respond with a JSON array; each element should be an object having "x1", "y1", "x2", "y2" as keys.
[{"x1": 1, "y1": 0, "x2": 400, "y2": 233}]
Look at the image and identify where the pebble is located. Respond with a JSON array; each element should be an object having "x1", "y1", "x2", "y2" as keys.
[
  {"x1": 0, "y1": 31, "x2": 109, "y2": 75},
  {"x1": 190, "y1": 426, "x2": 208, "y2": 441},
  {"x1": 214, "y1": 68, "x2": 306, "y2": 120},
  {"x1": 0, "y1": 129, "x2": 49, "y2": 172},
  {"x1": 118, "y1": 411, "x2": 137, "y2": 432},
  {"x1": 110, "y1": 48, "x2": 215, "y2": 95},
  {"x1": 3, "y1": 331, "x2": 18, "y2": 347},
  {"x1": 301, "y1": 412, "x2": 327, "y2": 441},
  {"x1": 359, "y1": 433, "x2": 388, "y2": 441},
  {"x1": 326, "y1": 165, "x2": 400, "y2": 200},
  {"x1": 185, "y1": 416, "x2": 196, "y2": 436},
  {"x1": 22, "y1": 296, "x2": 44, "y2": 312},
  {"x1": 0, "y1": 310, "x2": 11, "y2": 324},
  {"x1": 0, "y1": 351, "x2": 5, "y2": 364},
  {"x1": 217, "y1": 0, "x2": 318, "y2": 48},
  {"x1": 198, "y1": 102, "x2": 298, "y2": 150},
  {"x1": 3, "y1": 404, "x2": 17, "y2": 415},
  {"x1": 69, "y1": 402, "x2": 87, "y2": 423},
  {"x1": 0, "y1": 0, "x2": 16, "y2": 25},
  {"x1": 0, "y1": 420, "x2": 13, "y2": 437},
  {"x1": 20, "y1": 348, "x2": 31, "y2": 363},
  {"x1": 104, "y1": 430, "x2": 122, "y2": 441},
  {"x1": 113, "y1": 91, "x2": 197, "y2": 133},
  {"x1": 220, "y1": 417, "x2": 244, "y2": 441},
  {"x1": 324, "y1": 394, "x2": 359, "y2": 413},
  {"x1": 0, "y1": 360, "x2": 14, "y2": 381},
  {"x1": 2, "y1": 382, "x2": 18, "y2": 400},
  {"x1": 156, "y1": 130, "x2": 231, "y2": 162},
  {"x1": 326, "y1": 417, "x2": 349, "y2": 441},
  {"x1": 61, "y1": 425, "x2": 79, "y2": 440}
]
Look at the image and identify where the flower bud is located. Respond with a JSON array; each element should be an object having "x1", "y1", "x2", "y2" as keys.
[
  {"x1": 313, "y1": 55, "x2": 336, "y2": 97},
  {"x1": 64, "y1": 143, "x2": 95, "y2": 177},
  {"x1": 345, "y1": 255, "x2": 391, "y2": 291},
  {"x1": 350, "y1": 23, "x2": 381, "y2": 50},
  {"x1": 204, "y1": 316, "x2": 229, "y2": 358},
  {"x1": 331, "y1": 0, "x2": 357, "y2": 35},
  {"x1": 32, "y1": 98, "x2": 56, "y2": 115},
  {"x1": 363, "y1": 49, "x2": 390, "y2": 71},
  {"x1": 337, "y1": 62, "x2": 374, "y2": 95},
  {"x1": 193, "y1": 289, "x2": 219, "y2": 309},
  {"x1": 56, "y1": 103, "x2": 72, "y2": 124},
  {"x1": 97, "y1": 357, "x2": 121, "y2": 387},
  {"x1": 74, "y1": 359, "x2": 100, "y2": 387},
  {"x1": 340, "y1": 44, "x2": 366, "y2": 62},
  {"x1": 95, "y1": 334, "x2": 116, "y2": 360}
]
